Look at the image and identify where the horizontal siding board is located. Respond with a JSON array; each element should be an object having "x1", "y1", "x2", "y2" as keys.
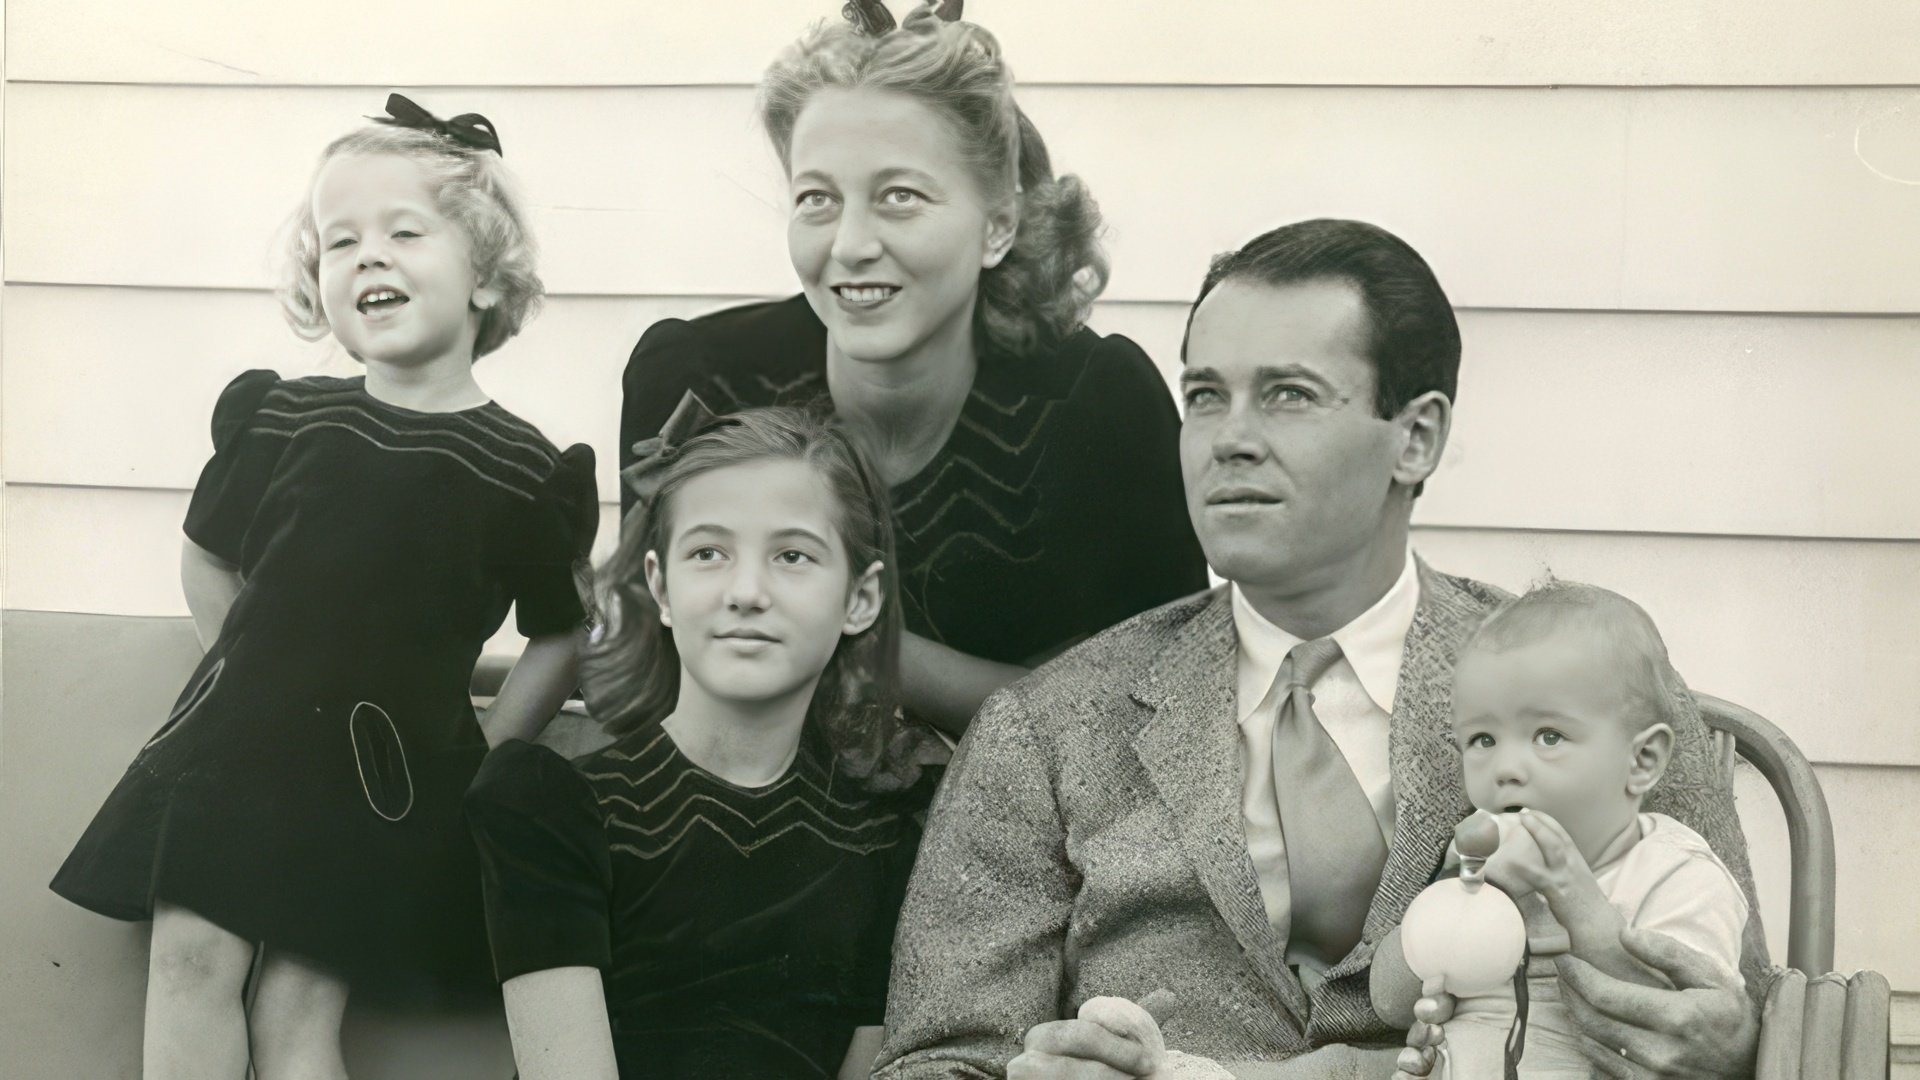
[
  {"x1": 8, "y1": 285, "x2": 1915, "y2": 541},
  {"x1": 1, "y1": 484, "x2": 624, "y2": 630},
  {"x1": 1413, "y1": 529, "x2": 1920, "y2": 769},
  {"x1": 7, "y1": 84, "x2": 1919, "y2": 312},
  {"x1": 3, "y1": 487, "x2": 193, "y2": 617},
  {"x1": 8, "y1": 481, "x2": 1914, "y2": 767},
  {"x1": 9, "y1": 0, "x2": 1920, "y2": 87}
]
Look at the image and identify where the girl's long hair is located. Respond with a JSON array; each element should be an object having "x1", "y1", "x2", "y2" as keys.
[{"x1": 582, "y1": 406, "x2": 931, "y2": 792}]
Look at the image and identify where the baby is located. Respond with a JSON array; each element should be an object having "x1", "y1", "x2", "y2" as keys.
[{"x1": 1373, "y1": 581, "x2": 1750, "y2": 1078}]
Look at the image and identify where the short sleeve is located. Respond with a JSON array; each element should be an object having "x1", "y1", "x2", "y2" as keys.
[
  {"x1": 509, "y1": 444, "x2": 599, "y2": 638},
  {"x1": 1627, "y1": 849, "x2": 1751, "y2": 975},
  {"x1": 619, "y1": 318, "x2": 706, "y2": 516},
  {"x1": 465, "y1": 739, "x2": 614, "y2": 982},
  {"x1": 1054, "y1": 335, "x2": 1212, "y2": 638},
  {"x1": 182, "y1": 369, "x2": 284, "y2": 564}
]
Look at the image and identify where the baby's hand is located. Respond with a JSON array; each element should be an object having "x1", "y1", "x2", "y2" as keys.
[
  {"x1": 1392, "y1": 994, "x2": 1453, "y2": 1079},
  {"x1": 1480, "y1": 810, "x2": 1597, "y2": 907}
]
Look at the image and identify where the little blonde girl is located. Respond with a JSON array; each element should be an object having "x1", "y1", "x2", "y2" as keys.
[
  {"x1": 51, "y1": 96, "x2": 597, "y2": 1079},
  {"x1": 1374, "y1": 582, "x2": 1751, "y2": 1079},
  {"x1": 465, "y1": 402, "x2": 943, "y2": 1080}
]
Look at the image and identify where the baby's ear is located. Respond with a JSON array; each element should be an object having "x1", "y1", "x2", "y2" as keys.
[{"x1": 1626, "y1": 723, "x2": 1676, "y2": 796}]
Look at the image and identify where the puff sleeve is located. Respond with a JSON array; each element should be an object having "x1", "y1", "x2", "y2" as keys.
[
  {"x1": 181, "y1": 370, "x2": 284, "y2": 565},
  {"x1": 1054, "y1": 336, "x2": 1211, "y2": 636},
  {"x1": 507, "y1": 444, "x2": 599, "y2": 638},
  {"x1": 465, "y1": 739, "x2": 614, "y2": 982}
]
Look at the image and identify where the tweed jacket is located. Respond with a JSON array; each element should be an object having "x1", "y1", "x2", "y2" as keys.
[{"x1": 875, "y1": 561, "x2": 1768, "y2": 1078}]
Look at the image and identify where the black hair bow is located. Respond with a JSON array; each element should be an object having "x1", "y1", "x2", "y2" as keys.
[
  {"x1": 372, "y1": 93, "x2": 504, "y2": 157},
  {"x1": 622, "y1": 391, "x2": 731, "y2": 507},
  {"x1": 842, "y1": 0, "x2": 963, "y2": 35}
]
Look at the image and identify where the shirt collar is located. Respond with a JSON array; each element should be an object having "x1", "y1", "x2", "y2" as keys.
[{"x1": 1230, "y1": 549, "x2": 1422, "y2": 717}]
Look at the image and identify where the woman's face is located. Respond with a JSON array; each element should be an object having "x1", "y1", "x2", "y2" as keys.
[{"x1": 786, "y1": 87, "x2": 1016, "y2": 366}]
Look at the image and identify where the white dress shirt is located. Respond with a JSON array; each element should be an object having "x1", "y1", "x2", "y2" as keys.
[{"x1": 1233, "y1": 551, "x2": 1421, "y2": 969}]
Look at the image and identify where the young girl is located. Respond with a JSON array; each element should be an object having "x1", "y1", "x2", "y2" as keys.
[
  {"x1": 465, "y1": 403, "x2": 943, "y2": 1080},
  {"x1": 1374, "y1": 582, "x2": 1751, "y2": 1079},
  {"x1": 50, "y1": 95, "x2": 597, "y2": 1079}
]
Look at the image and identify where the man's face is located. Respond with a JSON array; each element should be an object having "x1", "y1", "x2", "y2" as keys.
[{"x1": 1178, "y1": 278, "x2": 1407, "y2": 597}]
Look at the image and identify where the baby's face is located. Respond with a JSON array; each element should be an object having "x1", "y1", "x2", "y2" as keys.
[{"x1": 1451, "y1": 631, "x2": 1646, "y2": 863}]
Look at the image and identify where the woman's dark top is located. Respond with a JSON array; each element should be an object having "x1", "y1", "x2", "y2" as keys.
[
  {"x1": 466, "y1": 728, "x2": 927, "y2": 1079},
  {"x1": 621, "y1": 296, "x2": 1209, "y2": 666},
  {"x1": 51, "y1": 371, "x2": 596, "y2": 992}
]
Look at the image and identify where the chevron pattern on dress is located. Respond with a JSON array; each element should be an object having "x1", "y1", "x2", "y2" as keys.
[
  {"x1": 245, "y1": 378, "x2": 562, "y2": 501},
  {"x1": 582, "y1": 728, "x2": 910, "y2": 861},
  {"x1": 889, "y1": 385, "x2": 1061, "y2": 636},
  {"x1": 698, "y1": 370, "x2": 827, "y2": 417}
]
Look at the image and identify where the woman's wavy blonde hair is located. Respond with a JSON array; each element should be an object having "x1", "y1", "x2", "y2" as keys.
[
  {"x1": 278, "y1": 125, "x2": 543, "y2": 361},
  {"x1": 760, "y1": 2, "x2": 1109, "y2": 359}
]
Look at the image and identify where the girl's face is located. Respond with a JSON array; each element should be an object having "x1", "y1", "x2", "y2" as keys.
[
  {"x1": 646, "y1": 458, "x2": 883, "y2": 715},
  {"x1": 311, "y1": 152, "x2": 495, "y2": 369},
  {"x1": 786, "y1": 87, "x2": 1016, "y2": 367}
]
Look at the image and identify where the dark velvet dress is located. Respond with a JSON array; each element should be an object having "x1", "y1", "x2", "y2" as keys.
[
  {"x1": 51, "y1": 372, "x2": 597, "y2": 991},
  {"x1": 465, "y1": 726, "x2": 927, "y2": 1079},
  {"x1": 620, "y1": 296, "x2": 1210, "y2": 667}
]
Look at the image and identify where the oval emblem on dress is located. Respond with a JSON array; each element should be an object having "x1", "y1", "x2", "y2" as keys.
[
  {"x1": 349, "y1": 701, "x2": 414, "y2": 822},
  {"x1": 146, "y1": 658, "x2": 225, "y2": 749}
]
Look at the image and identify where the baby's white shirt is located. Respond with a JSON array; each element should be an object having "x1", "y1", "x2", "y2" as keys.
[{"x1": 1438, "y1": 812, "x2": 1749, "y2": 1079}]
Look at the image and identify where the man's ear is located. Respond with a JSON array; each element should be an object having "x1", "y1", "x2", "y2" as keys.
[
  {"x1": 1627, "y1": 723, "x2": 1675, "y2": 796},
  {"x1": 1391, "y1": 390, "x2": 1452, "y2": 490},
  {"x1": 643, "y1": 550, "x2": 671, "y2": 628},
  {"x1": 843, "y1": 560, "x2": 884, "y2": 636}
]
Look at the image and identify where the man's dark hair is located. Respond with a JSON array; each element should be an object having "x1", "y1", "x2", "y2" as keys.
[{"x1": 1180, "y1": 219, "x2": 1461, "y2": 421}]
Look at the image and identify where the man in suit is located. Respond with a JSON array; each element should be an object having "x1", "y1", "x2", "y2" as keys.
[{"x1": 875, "y1": 219, "x2": 1768, "y2": 1079}]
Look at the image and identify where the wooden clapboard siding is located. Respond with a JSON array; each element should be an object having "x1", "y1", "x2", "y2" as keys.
[
  {"x1": 8, "y1": 284, "x2": 1918, "y2": 540},
  {"x1": 8, "y1": 83, "x2": 1920, "y2": 311},
  {"x1": 1, "y1": 485, "x2": 626, "y2": 619},
  {"x1": 8, "y1": 0, "x2": 1920, "y2": 87}
]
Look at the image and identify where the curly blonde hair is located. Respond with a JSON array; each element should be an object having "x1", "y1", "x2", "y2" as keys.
[
  {"x1": 760, "y1": 2, "x2": 1108, "y2": 359},
  {"x1": 278, "y1": 124, "x2": 543, "y2": 360}
]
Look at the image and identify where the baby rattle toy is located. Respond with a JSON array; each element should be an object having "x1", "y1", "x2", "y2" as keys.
[{"x1": 1397, "y1": 811, "x2": 1530, "y2": 1079}]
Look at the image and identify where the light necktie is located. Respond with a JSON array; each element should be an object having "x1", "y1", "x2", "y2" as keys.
[{"x1": 1269, "y1": 637, "x2": 1389, "y2": 967}]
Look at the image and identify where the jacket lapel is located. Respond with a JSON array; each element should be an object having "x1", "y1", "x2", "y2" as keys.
[
  {"x1": 1323, "y1": 560, "x2": 1491, "y2": 983},
  {"x1": 1129, "y1": 587, "x2": 1312, "y2": 1031}
]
